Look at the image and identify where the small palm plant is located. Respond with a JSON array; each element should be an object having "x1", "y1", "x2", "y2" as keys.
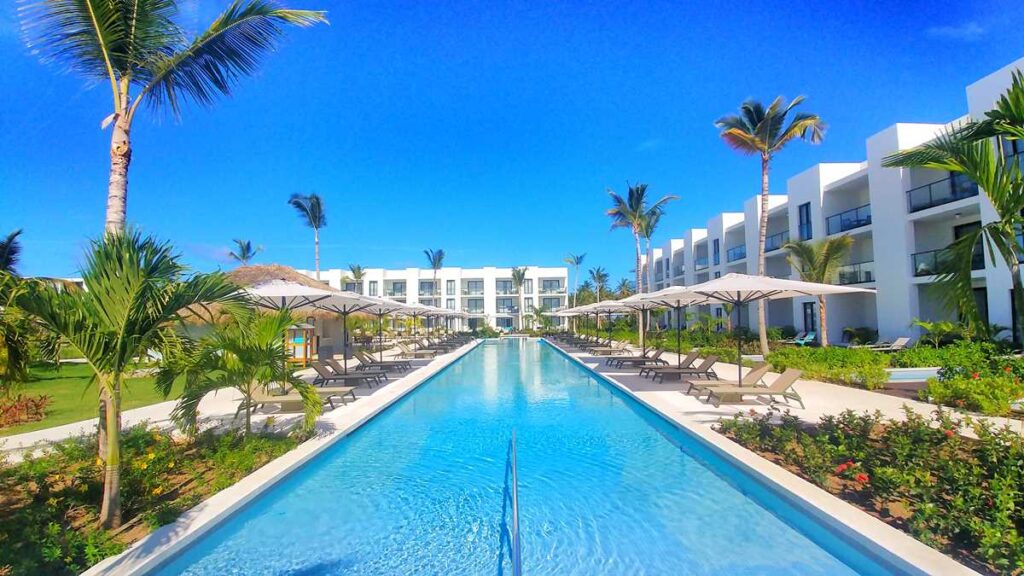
[
  {"x1": 716, "y1": 96, "x2": 826, "y2": 354},
  {"x1": 17, "y1": 231, "x2": 245, "y2": 528},
  {"x1": 166, "y1": 309, "x2": 321, "y2": 438},
  {"x1": 0, "y1": 230, "x2": 23, "y2": 275},
  {"x1": 783, "y1": 235, "x2": 855, "y2": 347},
  {"x1": 229, "y1": 239, "x2": 263, "y2": 265},
  {"x1": 511, "y1": 267, "x2": 527, "y2": 331},
  {"x1": 20, "y1": 1, "x2": 327, "y2": 233},
  {"x1": 615, "y1": 278, "x2": 635, "y2": 298},
  {"x1": 348, "y1": 264, "x2": 366, "y2": 294},
  {"x1": 289, "y1": 193, "x2": 327, "y2": 280},
  {"x1": 911, "y1": 318, "x2": 961, "y2": 348}
]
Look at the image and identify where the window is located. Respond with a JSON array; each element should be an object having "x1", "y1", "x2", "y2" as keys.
[
  {"x1": 496, "y1": 317, "x2": 514, "y2": 329},
  {"x1": 464, "y1": 280, "x2": 484, "y2": 295},
  {"x1": 802, "y1": 302, "x2": 817, "y2": 334},
  {"x1": 541, "y1": 297, "x2": 561, "y2": 310},
  {"x1": 714, "y1": 271, "x2": 720, "y2": 279},
  {"x1": 714, "y1": 307, "x2": 723, "y2": 332},
  {"x1": 447, "y1": 280, "x2": 456, "y2": 295},
  {"x1": 524, "y1": 279, "x2": 533, "y2": 293},
  {"x1": 464, "y1": 298, "x2": 484, "y2": 313},
  {"x1": 446, "y1": 298, "x2": 456, "y2": 310},
  {"x1": 387, "y1": 281, "x2": 406, "y2": 297},
  {"x1": 712, "y1": 239, "x2": 720, "y2": 266},
  {"x1": 496, "y1": 279, "x2": 514, "y2": 294},
  {"x1": 496, "y1": 297, "x2": 515, "y2": 313},
  {"x1": 798, "y1": 203, "x2": 812, "y2": 240},
  {"x1": 368, "y1": 281, "x2": 378, "y2": 296},
  {"x1": 524, "y1": 297, "x2": 533, "y2": 312},
  {"x1": 542, "y1": 279, "x2": 561, "y2": 293}
]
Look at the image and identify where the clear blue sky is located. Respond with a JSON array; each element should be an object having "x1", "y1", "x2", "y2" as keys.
[{"x1": 2, "y1": 1, "x2": 1022, "y2": 282}]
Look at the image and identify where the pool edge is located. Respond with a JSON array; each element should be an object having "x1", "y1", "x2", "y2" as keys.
[
  {"x1": 82, "y1": 340, "x2": 484, "y2": 576},
  {"x1": 544, "y1": 339, "x2": 977, "y2": 576}
]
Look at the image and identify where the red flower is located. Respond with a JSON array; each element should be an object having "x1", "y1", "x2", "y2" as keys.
[
  {"x1": 834, "y1": 463, "x2": 848, "y2": 474},
  {"x1": 854, "y1": 473, "x2": 869, "y2": 483},
  {"x1": 955, "y1": 399, "x2": 965, "y2": 407},
  {"x1": 944, "y1": 429, "x2": 955, "y2": 438},
  {"x1": 972, "y1": 372, "x2": 981, "y2": 380},
  {"x1": 1005, "y1": 366, "x2": 1014, "y2": 373}
]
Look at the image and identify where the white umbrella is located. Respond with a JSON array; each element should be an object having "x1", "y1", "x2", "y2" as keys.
[
  {"x1": 245, "y1": 279, "x2": 339, "y2": 310},
  {"x1": 642, "y1": 273, "x2": 875, "y2": 381},
  {"x1": 618, "y1": 293, "x2": 669, "y2": 353},
  {"x1": 356, "y1": 297, "x2": 411, "y2": 362},
  {"x1": 315, "y1": 292, "x2": 407, "y2": 372},
  {"x1": 635, "y1": 286, "x2": 705, "y2": 367}
]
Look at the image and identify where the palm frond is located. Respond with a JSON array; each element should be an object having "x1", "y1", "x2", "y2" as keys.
[
  {"x1": 288, "y1": 193, "x2": 327, "y2": 229},
  {"x1": 0, "y1": 229, "x2": 24, "y2": 275}
]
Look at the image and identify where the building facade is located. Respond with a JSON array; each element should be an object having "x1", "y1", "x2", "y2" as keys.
[
  {"x1": 642, "y1": 56, "x2": 1024, "y2": 344},
  {"x1": 298, "y1": 266, "x2": 569, "y2": 331}
]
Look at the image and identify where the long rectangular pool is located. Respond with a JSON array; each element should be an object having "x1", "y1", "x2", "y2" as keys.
[{"x1": 154, "y1": 339, "x2": 898, "y2": 575}]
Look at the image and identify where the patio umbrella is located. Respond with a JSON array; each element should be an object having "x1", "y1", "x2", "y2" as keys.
[
  {"x1": 311, "y1": 291, "x2": 391, "y2": 373},
  {"x1": 577, "y1": 300, "x2": 630, "y2": 343},
  {"x1": 644, "y1": 273, "x2": 875, "y2": 382},
  {"x1": 635, "y1": 287, "x2": 705, "y2": 367},
  {"x1": 618, "y1": 293, "x2": 668, "y2": 354},
  {"x1": 245, "y1": 279, "x2": 340, "y2": 310},
  {"x1": 356, "y1": 297, "x2": 411, "y2": 362}
]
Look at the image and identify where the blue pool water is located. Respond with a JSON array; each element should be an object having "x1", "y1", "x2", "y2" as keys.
[{"x1": 154, "y1": 339, "x2": 897, "y2": 575}]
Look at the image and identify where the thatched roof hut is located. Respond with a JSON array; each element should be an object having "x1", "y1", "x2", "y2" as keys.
[{"x1": 226, "y1": 264, "x2": 332, "y2": 291}]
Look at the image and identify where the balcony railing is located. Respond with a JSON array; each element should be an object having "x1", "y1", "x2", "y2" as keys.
[
  {"x1": 385, "y1": 290, "x2": 406, "y2": 298},
  {"x1": 906, "y1": 176, "x2": 979, "y2": 213},
  {"x1": 765, "y1": 230, "x2": 790, "y2": 252},
  {"x1": 837, "y1": 261, "x2": 875, "y2": 285},
  {"x1": 497, "y1": 306, "x2": 519, "y2": 314},
  {"x1": 672, "y1": 265, "x2": 685, "y2": 276},
  {"x1": 694, "y1": 257, "x2": 709, "y2": 271},
  {"x1": 464, "y1": 307, "x2": 485, "y2": 314},
  {"x1": 912, "y1": 247, "x2": 984, "y2": 277},
  {"x1": 461, "y1": 288, "x2": 484, "y2": 296},
  {"x1": 826, "y1": 204, "x2": 872, "y2": 235},
  {"x1": 418, "y1": 289, "x2": 440, "y2": 297},
  {"x1": 540, "y1": 286, "x2": 564, "y2": 294},
  {"x1": 726, "y1": 245, "x2": 746, "y2": 262}
]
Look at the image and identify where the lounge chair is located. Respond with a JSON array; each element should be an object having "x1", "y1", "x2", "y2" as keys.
[
  {"x1": 702, "y1": 368, "x2": 805, "y2": 408},
  {"x1": 609, "y1": 349, "x2": 666, "y2": 368},
  {"x1": 312, "y1": 362, "x2": 386, "y2": 388},
  {"x1": 397, "y1": 343, "x2": 437, "y2": 359},
  {"x1": 684, "y1": 363, "x2": 771, "y2": 396},
  {"x1": 640, "y1": 350, "x2": 698, "y2": 377},
  {"x1": 859, "y1": 337, "x2": 910, "y2": 352},
  {"x1": 248, "y1": 385, "x2": 353, "y2": 414},
  {"x1": 778, "y1": 331, "x2": 806, "y2": 345},
  {"x1": 649, "y1": 356, "x2": 719, "y2": 383},
  {"x1": 794, "y1": 332, "x2": 816, "y2": 347},
  {"x1": 590, "y1": 341, "x2": 630, "y2": 356},
  {"x1": 353, "y1": 351, "x2": 411, "y2": 372}
]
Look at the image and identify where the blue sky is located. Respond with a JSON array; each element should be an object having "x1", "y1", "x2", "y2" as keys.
[{"x1": 2, "y1": 1, "x2": 1023, "y2": 282}]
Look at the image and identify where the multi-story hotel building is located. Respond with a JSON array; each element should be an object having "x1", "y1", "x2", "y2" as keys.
[
  {"x1": 298, "y1": 266, "x2": 569, "y2": 330},
  {"x1": 643, "y1": 56, "x2": 1024, "y2": 344}
]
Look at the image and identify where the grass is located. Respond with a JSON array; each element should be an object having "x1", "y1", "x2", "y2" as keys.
[{"x1": 1, "y1": 363, "x2": 184, "y2": 437}]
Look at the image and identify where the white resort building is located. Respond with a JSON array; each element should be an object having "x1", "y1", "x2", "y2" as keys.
[
  {"x1": 644, "y1": 56, "x2": 1024, "y2": 344},
  {"x1": 298, "y1": 266, "x2": 570, "y2": 331}
]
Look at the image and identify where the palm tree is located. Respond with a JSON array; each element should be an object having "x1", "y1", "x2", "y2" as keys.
[
  {"x1": 716, "y1": 96, "x2": 826, "y2": 354},
  {"x1": 166, "y1": 309, "x2": 321, "y2": 438},
  {"x1": 0, "y1": 230, "x2": 23, "y2": 275},
  {"x1": 0, "y1": 273, "x2": 32, "y2": 395},
  {"x1": 563, "y1": 253, "x2": 586, "y2": 307},
  {"x1": 589, "y1": 267, "x2": 609, "y2": 302},
  {"x1": 784, "y1": 236, "x2": 855, "y2": 347},
  {"x1": 228, "y1": 239, "x2": 263, "y2": 266},
  {"x1": 607, "y1": 183, "x2": 678, "y2": 342},
  {"x1": 511, "y1": 267, "x2": 527, "y2": 331},
  {"x1": 20, "y1": 2, "x2": 326, "y2": 234},
  {"x1": 348, "y1": 264, "x2": 366, "y2": 294},
  {"x1": 423, "y1": 249, "x2": 445, "y2": 302},
  {"x1": 17, "y1": 231, "x2": 245, "y2": 528},
  {"x1": 639, "y1": 212, "x2": 664, "y2": 294},
  {"x1": 615, "y1": 278, "x2": 635, "y2": 298},
  {"x1": 575, "y1": 280, "x2": 596, "y2": 306},
  {"x1": 289, "y1": 193, "x2": 327, "y2": 280}
]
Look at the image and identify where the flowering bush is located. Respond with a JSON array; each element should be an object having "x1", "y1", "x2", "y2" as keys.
[
  {"x1": 922, "y1": 372, "x2": 1024, "y2": 416},
  {"x1": 717, "y1": 407, "x2": 1024, "y2": 572},
  {"x1": 0, "y1": 394, "x2": 51, "y2": 428}
]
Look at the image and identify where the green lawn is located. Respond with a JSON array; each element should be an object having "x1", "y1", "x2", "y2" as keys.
[{"x1": 1, "y1": 363, "x2": 184, "y2": 437}]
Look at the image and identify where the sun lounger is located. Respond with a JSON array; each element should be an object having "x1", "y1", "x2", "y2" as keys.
[
  {"x1": 589, "y1": 341, "x2": 630, "y2": 356},
  {"x1": 649, "y1": 356, "x2": 719, "y2": 383},
  {"x1": 312, "y1": 362, "x2": 386, "y2": 388},
  {"x1": 793, "y1": 332, "x2": 816, "y2": 347},
  {"x1": 701, "y1": 368, "x2": 804, "y2": 408},
  {"x1": 398, "y1": 343, "x2": 437, "y2": 359},
  {"x1": 639, "y1": 350, "x2": 698, "y2": 377},
  {"x1": 248, "y1": 386, "x2": 350, "y2": 413},
  {"x1": 609, "y1": 349, "x2": 665, "y2": 368},
  {"x1": 353, "y1": 351, "x2": 411, "y2": 372},
  {"x1": 778, "y1": 331, "x2": 805, "y2": 345},
  {"x1": 857, "y1": 337, "x2": 910, "y2": 352},
  {"x1": 684, "y1": 363, "x2": 770, "y2": 396}
]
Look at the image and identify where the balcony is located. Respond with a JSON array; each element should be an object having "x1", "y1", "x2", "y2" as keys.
[
  {"x1": 496, "y1": 306, "x2": 519, "y2": 314},
  {"x1": 672, "y1": 264, "x2": 685, "y2": 276},
  {"x1": 694, "y1": 257, "x2": 709, "y2": 271},
  {"x1": 418, "y1": 289, "x2": 440, "y2": 297},
  {"x1": 912, "y1": 247, "x2": 984, "y2": 277},
  {"x1": 765, "y1": 230, "x2": 790, "y2": 252},
  {"x1": 836, "y1": 261, "x2": 874, "y2": 285},
  {"x1": 463, "y1": 307, "x2": 485, "y2": 314},
  {"x1": 906, "y1": 176, "x2": 979, "y2": 213},
  {"x1": 826, "y1": 204, "x2": 871, "y2": 235},
  {"x1": 495, "y1": 289, "x2": 519, "y2": 296},
  {"x1": 540, "y1": 286, "x2": 564, "y2": 294},
  {"x1": 726, "y1": 245, "x2": 746, "y2": 262},
  {"x1": 384, "y1": 290, "x2": 406, "y2": 298},
  {"x1": 461, "y1": 288, "x2": 484, "y2": 296}
]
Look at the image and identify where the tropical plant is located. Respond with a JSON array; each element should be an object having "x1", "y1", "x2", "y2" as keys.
[
  {"x1": 638, "y1": 210, "x2": 664, "y2": 294},
  {"x1": 166, "y1": 309, "x2": 320, "y2": 437},
  {"x1": 0, "y1": 230, "x2": 23, "y2": 275},
  {"x1": 288, "y1": 193, "x2": 327, "y2": 280},
  {"x1": 531, "y1": 305, "x2": 554, "y2": 331},
  {"x1": 423, "y1": 248, "x2": 445, "y2": 301},
  {"x1": 615, "y1": 278, "x2": 635, "y2": 298},
  {"x1": 228, "y1": 239, "x2": 262, "y2": 266},
  {"x1": 783, "y1": 235, "x2": 854, "y2": 346},
  {"x1": 563, "y1": 253, "x2": 586, "y2": 308},
  {"x1": 716, "y1": 96, "x2": 826, "y2": 354},
  {"x1": 884, "y1": 73, "x2": 1024, "y2": 343},
  {"x1": 511, "y1": 267, "x2": 527, "y2": 331},
  {"x1": 575, "y1": 280, "x2": 596, "y2": 306},
  {"x1": 588, "y1": 267, "x2": 609, "y2": 328},
  {"x1": 0, "y1": 274, "x2": 31, "y2": 395},
  {"x1": 348, "y1": 264, "x2": 366, "y2": 293},
  {"x1": 19, "y1": 1, "x2": 326, "y2": 233},
  {"x1": 911, "y1": 318, "x2": 962, "y2": 348},
  {"x1": 16, "y1": 231, "x2": 246, "y2": 528}
]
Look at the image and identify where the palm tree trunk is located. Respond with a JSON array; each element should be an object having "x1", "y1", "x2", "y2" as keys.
[
  {"x1": 1011, "y1": 261, "x2": 1024, "y2": 347},
  {"x1": 818, "y1": 295, "x2": 829, "y2": 347},
  {"x1": 634, "y1": 234, "x2": 644, "y2": 348},
  {"x1": 245, "y1": 385, "x2": 253, "y2": 437},
  {"x1": 98, "y1": 377, "x2": 122, "y2": 528},
  {"x1": 104, "y1": 117, "x2": 131, "y2": 234},
  {"x1": 757, "y1": 155, "x2": 771, "y2": 355},
  {"x1": 314, "y1": 228, "x2": 320, "y2": 281}
]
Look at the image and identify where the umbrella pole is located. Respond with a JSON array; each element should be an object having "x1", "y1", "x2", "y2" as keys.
[
  {"x1": 343, "y1": 312, "x2": 350, "y2": 374},
  {"x1": 736, "y1": 297, "x2": 742, "y2": 383},
  {"x1": 676, "y1": 305, "x2": 682, "y2": 368},
  {"x1": 377, "y1": 312, "x2": 385, "y2": 363},
  {"x1": 640, "y1": 310, "x2": 646, "y2": 355}
]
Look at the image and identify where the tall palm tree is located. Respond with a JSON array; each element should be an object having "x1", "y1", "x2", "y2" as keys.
[
  {"x1": 589, "y1": 267, "x2": 609, "y2": 302},
  {"x1": 615, "y1": 278, "x2": 635, "y2": 298},
  {"x1": 0, "y1": 230, "x2": 23, "y2": 275},
  {"x1": 716, "y1": 96, "x2": 826, "y2": 354},
  {"x1": 784, "y1": 236, "x2": 855, "y2": 347},
  {"x1": 511, "y1": 267, "x2": 527, "y2": 331},
  {"x1": 20, "y1": 2, "x2": 326, "y2": 234},
  {"x1": 563, "y1": 253, "x2": 585, "y2": 330},
  {"x1": 348, "y1": 264, "x2": 366, "y2": 294},
  {"x1": 423, "y1": 249, "x2": 445, "y2": 302},
  {"x1": 166, "y1": 309, "x2": 320, "y2": 438},
  {"x1": 639, "y1": 212, "x2": 663, "y2": 294},
  {"x1": 884, "y1": 78, "x2": 1024, "y2": 342},
  {"x1": 17, "y1": 231, "x2": 245, "y2": 528},
  {"x1": 575, "y1": 280, "x2": 596, "y2": 305},
  {"x1": 289, "y1": 193, "x2": 327, "y2": 280},
  {"x1": 607, "y1": 183, "x2": 677, "y2": 342},
  {"x1": 228, "y1": 239, "x2": 263, "y2": 266}
]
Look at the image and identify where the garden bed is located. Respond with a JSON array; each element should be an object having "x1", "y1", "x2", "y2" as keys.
[
  {"x1": 716, "y1": 407, "x2": 1023, "y2": 575},
  {"x1": 0, "y1": 424, "x2": 302, "y2": 575}
]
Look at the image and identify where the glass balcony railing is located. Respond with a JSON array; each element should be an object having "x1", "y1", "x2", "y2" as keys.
[
  {"x1": 825, "y1": 204, "x2": 871, "y2": 235},
  {"x1": 461, "y1": 288, "x2": 484, "y2": 295},
  {"x1": 385, "y1": 290, "x2": 406, "y2": 297},
  {"x1": 418, "y1": 289, "x2": 440, "y2": 297},
  {"x1": 464, "y1": 307, "x2": 485, "y2": 314},
  {"x1": 672, "y1": 265, "x2": 685, "y2": 276},
  {"x1": 496, "y1": 306, "x2": 519, "y2": 314},
  {"x1": 912, "y1": 247, "x2": 984, "y2": 277},
  {"x1": 726, "y1": 245, "x2": 746, "y2": 262},
  {"x1": 836, "y1": 261, "x2": 874, "y2": 285},
  {"x1": 906, "y1": 176, "x2": 979, "y2": 213},
  {"x1": 765, "y1": 230, "x2": 790, "y2": 252},
  {"x1": 694, "y1": 257, "x2": 709, "y2": 271},
  {"x1": 540, "y1": 286, "x2": 564, "y2": 294}
]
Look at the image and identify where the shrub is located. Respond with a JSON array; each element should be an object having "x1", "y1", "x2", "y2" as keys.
[
  {"x1": 766, "y1": 346, "x2": 890, "y2": 390},
  {"x1": 841, "y1": 326, "x2": 878, "y2": 345},
  {"x1": 922, "y1": 373, "x2": 1024, "y2": 416},
  {"x1": 0, "y1": 394, "x2": 51, "y2": 428}
]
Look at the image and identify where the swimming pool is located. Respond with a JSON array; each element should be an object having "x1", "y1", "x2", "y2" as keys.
[{"x1": 153, "y1": 339, "x2": 899, "y2": 575}]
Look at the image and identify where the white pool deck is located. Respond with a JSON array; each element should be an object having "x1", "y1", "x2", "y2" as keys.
[{"x1": 13, "y1": 337, "x2": 997, "y2": 575}]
